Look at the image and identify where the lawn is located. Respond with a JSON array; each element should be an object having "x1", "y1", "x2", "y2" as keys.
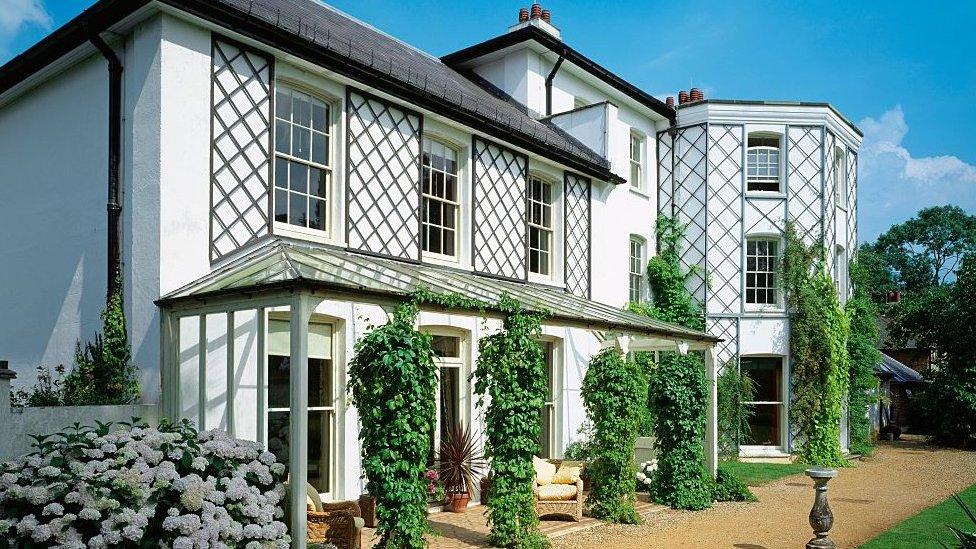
[
  {"x1": 858, "y1": 483, "x2": 976, "y2": 548},
  {"x1": 720, "y1": 460, "x2": 809, "y2": 486}
]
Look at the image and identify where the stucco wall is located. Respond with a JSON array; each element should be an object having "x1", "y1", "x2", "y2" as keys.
[{"x1": 0, "y1": 53, "x2": 108, "y2": 392}]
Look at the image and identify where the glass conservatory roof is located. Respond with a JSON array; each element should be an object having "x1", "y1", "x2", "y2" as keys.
[{"x1": 158, "y1": 240, "x2": 718, "y2": 343}]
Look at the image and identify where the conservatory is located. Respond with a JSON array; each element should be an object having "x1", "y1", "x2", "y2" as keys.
[{"x1": 155, "y1": 239, "x2": 720, "y2": 546}]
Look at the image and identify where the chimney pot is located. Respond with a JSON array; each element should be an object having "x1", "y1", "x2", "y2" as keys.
[
  {"x1": 678, "y1": 90, "x2": 689, "y2": 104},
  {"x1": 530, "y1": 3, "x2": 542, "y2": 19},
  {"x1": 690, "y1": 87, "x2": 703, "y2": 102},
  {"x1": 666, "y1": 96, "x2": 675, "y2": 108},
  {"x1": 541, "y1": 9, "x2": 551, "y2": 23},
  {"x1": 519, "y1": 7, "x2": 529, "y2": 22}
]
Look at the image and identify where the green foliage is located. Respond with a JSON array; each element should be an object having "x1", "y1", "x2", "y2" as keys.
[
  {"x1": 348, "y1": 303, "x2": 438, "y2": 549},
  {"x1": 718, "y1": 461, "x2": 808, "y2": 487},
  {"x1": 852, "y1": 244, "x2": 897, "y2": 304},
  {"x1": 628, "y1": 215, "x2": 705, "y2": 331},
  {"x1": 649, "y1": 353, "x2": 713, "y2": 510},
  {"x1": 410, "y1": 287, "x2": 490, "y2": 313},
  {"x1": 860, "y1": 484, "x2": 976, "y2": 549},
  {"x1": 846, "y1": 275, "x2": 882, "y2": 453},
  {"x1": 473, "y1": 297, "x2": 550, "y2": 549},
  {"x1": 717, "y1": 360, "x2": 755, "y2": 460},
  {"x1": 713, "y1": 464, "x2": 756, "y2": 502},
  {"x1": 632, "y1": 351, "x2": 657, "y2": 437},
  {"x1": 562, "y1": 421, "x2": 596, "y2": 463},
  {"x1": 782, "y1": 224, "x2": 850, "y2": 467},
  {"x1": 12, "y1": 284, "x2": 140, "y2": 407},
  {"x1": 581, "y1": 348, "x2": 647, "y2": 524}
]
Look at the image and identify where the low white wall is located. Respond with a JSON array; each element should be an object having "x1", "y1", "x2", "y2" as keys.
[{"x1": 0, "y1": 403, "x2": 159, "y2": 462}]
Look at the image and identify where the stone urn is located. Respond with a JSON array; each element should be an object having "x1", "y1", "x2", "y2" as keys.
[{"x1": 805, "y1": 468, "x2": 838, "y2": 549}]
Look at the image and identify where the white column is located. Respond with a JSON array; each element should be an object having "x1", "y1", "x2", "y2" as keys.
[
  {"x1": 289, "y1": 294, "x2": 311, "y2": 549},
  {"x1": 704, "y1": 347, "x2": 718, "y2": 477},
  {"x1": 160, "y1": 310, "x2": 178, "y2": 420}
]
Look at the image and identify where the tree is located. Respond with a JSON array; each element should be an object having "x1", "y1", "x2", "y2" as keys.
[{"x1": 874, "y1": 205, "x2": 976, "y2": 291}]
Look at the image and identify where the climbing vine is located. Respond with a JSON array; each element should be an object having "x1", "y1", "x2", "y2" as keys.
[
  {"x1": 348, "y1": 303, "x2": 438, "y2": 549},
  {"x1": 632, "y1": 215, "x2": 713, "y2": 510},
  {"x1": 846, "y1": 259, "x2": 882, "y2": 455},
  {"x1": 582, "y1": 347, "x2": 647, "y2": 523},
  {"x1": 473, "y1": 297, "x2": 550, "y2": 549},
  {"x1": 783, "y1": 224, "x2": 850, "y2": 467},
  {"x1": 717, "y1": 359, "x2": 755, "y2": 460}
]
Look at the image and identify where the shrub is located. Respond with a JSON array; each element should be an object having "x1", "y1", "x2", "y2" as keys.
[
  {"x1": 847, "y1": 258, "x2": 882, "y2": 453},
  {"x1": 348, "y1": 303, "x2": 437, "y2": 549},
  {"x1": 473, "y1": 297, "x2": 550, "y2": 549},
  {"x1": 717, "y1": 361, "x2": 754, "y2": 460},
  {"x1": 0, "y1": 419, "x2": 289, "y2": 548},
  {"x1": 582, "y1": 348, "x2": 647, "y2": 524},
  {"x1": 713, "y1": 465, "x2": 756, "y2": 503}
]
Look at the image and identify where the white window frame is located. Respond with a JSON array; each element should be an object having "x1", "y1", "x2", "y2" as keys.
[
  {"x1": 265, "y1": 314, "x2": 338, "y2": 501},
  {"x1": 628, "y1": 236, "x2": 646, "y2": 303},
  {"x1": 834, "y1": 147, "x2": 848, "y2": 209},
  {"x1": 744, "y1": 236, "x2": 782, "y2": 310},
  {"x1": 423, "y1": 329, "x2": 470, "y2": 460},
  {"x1": 537, "y1": 337, "x2": 563, "y2": 459},
  {"x1": 629, "y1": 130, "x2": 645, "y2": 190},
  {"x1": 421, "y1": 137, "x2": 461, "y2": 262},
  {"x1": 746, "y1": 132, "x2": 784, "y2": 194},
  {"x1": 527, "y1": 174, "x2": 556, "y2": 279},
  {"x1": 739, "y1": 355, "x2": 789, "y2": 455}
]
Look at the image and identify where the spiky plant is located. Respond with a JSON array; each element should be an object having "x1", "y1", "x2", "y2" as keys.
[{"x1": 436, "y1": 422, "x2": 486, "y2": 495}]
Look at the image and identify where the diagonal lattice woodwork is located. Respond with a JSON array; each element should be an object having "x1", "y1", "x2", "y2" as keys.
[
  {"x1": 787, "y1": 126, "x2": 824, "y2": 246},
  {"x1": 706, "y1": 125, "x2": 744, "y2": 314},
  {"x1": 707, "y1": 316, "x2": 739, "y2": 367},
  {"x1": 346, "y1": 89, "x2": 422, "y2": 260},
  {"x1": 564, "y1": 172, "x2": 591, "y2": 298},
  {"x1": 673, "y1": 124, "x2": 708, "y2": 303},
  {"x1": 472, "y1": 138, "x2": 528, "y2": 280},
  {"x1": 823, "y1": 130, "x2": 838, "y2": 271},
  {"x1": 744, "y1": 198, "x2": 787, "y2": 235},
  {"x1": 210, "y1": 39, "x2": 272, "y2": 261},
  {"x1": 847, "y1": 150, "x2": 858, "y2": 268},
  {"x1": 657, "y1": 130, "x2": 675, "y2": 218}
]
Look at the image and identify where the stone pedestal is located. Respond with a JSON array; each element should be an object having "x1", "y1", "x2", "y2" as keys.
[{"x1": 805, "y1": 468, "x2": 838, "y2": 549}]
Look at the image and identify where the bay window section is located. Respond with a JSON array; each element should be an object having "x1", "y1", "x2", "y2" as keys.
[
  {"x1": 274, "y1": 86, "x2": 332, "y2": 233},
  {"x1": 528, "y1": 176, "x2": 554, "y2": 276},
  {"x1": 267, "y1": 318, "x2": 335, "y2": 495},
  {"x1": 422, "y1": 139, "x2": 460, "y2": 258}
]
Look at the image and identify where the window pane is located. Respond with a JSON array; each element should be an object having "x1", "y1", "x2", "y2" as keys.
[
  {"x1": 268, "y1": 355, "x2": 290, "y2": 409},
  {"x1": 274, "y1": 190, "x2": 288, "y2": 223},
  {"x1": 311, "y1": 132, "x2": 327, "y2": 165},
  {"x1": 275, "y1": 90, "x2": 291, "y2": 119},
  {"x1": 290, "y1": 193, "x2": 307, "y2": 227},
  {"x1": 439, "y1": 366, "x2": 461, "y2": 447},
  {"x1": 431, "y1": 335, "x2": 460, "y2": 358},
  {"x1": 292, "y1": 126, "x2": 310, "y2": 160},
  {"x1": 275, "y1": 160, "x2": 289, "y2": 189},
  {"x1": 267, "y1": 410, "x2": 332, "y2": 494},
  {"x1": 442, "y1": 230, "x2": 455, "y2": 257},
  {"x1": 290, "y1": 161, "x2": 308, "y2": 194},
  {"x1": 309, "y1": 198, "x2": 326, "y2": 231},
  {"x1": 742, "y1": 357, "x2": 782, "y2": 402},
  {"x1": 744, "y1": 404, "x2": 780, "y2": 446},
  {"x1": 275, "y1": 120, "x2": 290, "y2": 155},
  {"x1": 309, "y1": 167, "x2": 327, "y2": 198},
  {"x1": 311, "y1": 103, "x2": 327, "y2": 132},
  {"x1": 293, "y1": 94, "x2": 311, "y2": 127}
]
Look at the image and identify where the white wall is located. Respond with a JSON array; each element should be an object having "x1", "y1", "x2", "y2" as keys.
[{"x1": 0, "y1": 53, "x2": 108, "y2": 391}]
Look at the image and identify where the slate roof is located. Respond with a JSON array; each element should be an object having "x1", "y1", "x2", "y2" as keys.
[
  {"x1": 0, "y1": 0, "x2": 616, "y2": 181},
  {"x1": 875, "y1": 353, "x2": 926, "y2": 385},
  {"x1": 158, "y1": 240, "x2": 720, "y2": 343}
]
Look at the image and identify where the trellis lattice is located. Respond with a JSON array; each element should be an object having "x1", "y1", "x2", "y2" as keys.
[
  {"x1": 564, "y1": 172, "x2": 591, "y2": 298},
  {"x1": 210, "y1": 40, "x2": 272, "y2": 261},
  {"x1": 744, "y1": 198, "x2": 786, "y2": 235},
  {"x1": 657, "y1": 130, "x2": 675, "y2": 217},
  {"x1": 472, "y1": 138, "x2": 528, "y2": 280},
  {"x1": 787, "y1": 126, "x2": 824, "y2": 246},
  {"x1": 847, "y1": 150, "x2": 858, "y2": 266},
  {"x1": 823, "y1": 131, "x2": 838, "y2": 271},
  {"x1": 706, "y1": 125, "x2": 743, "y2": 314},
  {"x1": 707, "y1": 316, "x2": 739, "y2": 367},
  {"x1": 673, "y1": 124, "x2": 708, "y2": 303},
  {"x1": 346, "y1": 89, "x2": 422, "y2": 260}
]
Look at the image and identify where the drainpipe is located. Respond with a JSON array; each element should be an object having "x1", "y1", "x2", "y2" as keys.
[
  {"x1": 544, "y1": 51, "x2": 566, "y2": 117},
  {"x1": 88, "y1": 29, "x2": 123, "y2": 301}
]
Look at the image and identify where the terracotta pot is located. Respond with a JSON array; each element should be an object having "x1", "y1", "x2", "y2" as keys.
[
  {"x1": 444, "y1": 492, "x2": 470, "y2": 513},
  {"x1": 358, "y1": 494, "x2": 377, "y2": 528}
]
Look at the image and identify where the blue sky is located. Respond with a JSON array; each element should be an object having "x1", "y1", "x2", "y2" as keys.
[{"x1": 2, "y1": 0, "x2": 973, "y2": 242}]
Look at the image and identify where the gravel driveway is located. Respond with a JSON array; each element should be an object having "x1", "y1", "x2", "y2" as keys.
[{"x1": 552, "y1": 436, "x2": 976, "y2": 549}]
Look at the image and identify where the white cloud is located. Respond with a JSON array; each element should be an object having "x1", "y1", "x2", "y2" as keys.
[
  {"x1": 858, "y1": 106, "x2": 976, "y2": 241},
  {"x1": 0, "y1": 0, "x2": 51, "y2": 57}
]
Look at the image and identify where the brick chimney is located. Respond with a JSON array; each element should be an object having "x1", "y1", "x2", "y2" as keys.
[
  {"x1": 519, "y1": 7, "x2": 529, "y2": 22},
  {"x1": 666, "y1": 96, "x2": 675, "y2": 108},
  {"x1": 689, "y1": 87, "x2": 704, "y2": 102},
  {"x1": 678, "y1": 90, "x2": 689, "y2": 104}
]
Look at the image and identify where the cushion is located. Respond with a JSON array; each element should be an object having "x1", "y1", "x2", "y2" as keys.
[
  {"x1": 533, "y1": 456, "x2": 557, "y2": 486},
  {"x1": 552, "y1": 464, "x2": 582, "y2": 485},
  {"x1": 534, "y1": 483, "x2": 578, "y2": 501}
]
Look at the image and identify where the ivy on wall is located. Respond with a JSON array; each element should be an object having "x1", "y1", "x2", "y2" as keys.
[
  {"x1": 473, "y1": 297, "x2": 550, "y2": 549},
  {"x1": 348, "y1": 303, "x2": 438, "y2": 549},
  {"x1": 631, "y1": 216, "x2": 713, "y2": 510},
  {"x1": 783, "y1": 224, "x2": 850, "y2": 467},
  {"x1": 582, "y1": 347, "x2": 647, "y2": 523},
  {"x1": 846, "y1": 260, "x2": 882, "y2": 455},
  {"x1": 717, "y1": 359, "x2": 755, "y2": 460}
]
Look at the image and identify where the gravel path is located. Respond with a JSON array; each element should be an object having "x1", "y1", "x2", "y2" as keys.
[{"x1": 551, "y1": 437, "x2": 976, "y2": 549}]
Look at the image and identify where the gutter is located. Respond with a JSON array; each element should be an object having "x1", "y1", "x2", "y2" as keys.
[{"x1": 87, "y1": 28, "x2": 124, "y2": 300}]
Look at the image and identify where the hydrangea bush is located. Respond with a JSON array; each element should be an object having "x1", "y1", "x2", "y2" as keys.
[
  {"x1": 0, "y1": 418, "x2": 290, "y2": 548},
  {"x1": 635, "y1": 459, "x2": 657, "y2": 493}
]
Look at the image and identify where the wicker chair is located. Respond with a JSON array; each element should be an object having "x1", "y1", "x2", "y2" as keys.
[
  {"x1": 533, "y1": 459, "x2": 584, "y2": 522},
  {"x1": 285, "y1": 481, "x2": 364, "y2": 549}
]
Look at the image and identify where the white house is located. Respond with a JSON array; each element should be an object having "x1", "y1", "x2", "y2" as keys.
[{"x1": 0, "y1": 0, "x2": 856, "y2": 533}]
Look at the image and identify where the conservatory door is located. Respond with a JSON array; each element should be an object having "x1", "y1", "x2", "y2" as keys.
[
  {"x1": 741, "y1": 356, "x2": 785, "y2": 449},
  {"x1": 266, "y1": 318, "x2": 336, "y2": 499},
  {"x1": 430, "y1": 334, "x2": 463, "y2": 461}
]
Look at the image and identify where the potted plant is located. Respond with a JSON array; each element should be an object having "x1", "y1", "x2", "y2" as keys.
[{"x1": 436, "y1": 422, "x2": 486, "y2": 513}]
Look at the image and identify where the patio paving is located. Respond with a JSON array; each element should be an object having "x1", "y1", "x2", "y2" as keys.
[{"x1": 362, "y1": 494, "x2": 666, "y2": 548}]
